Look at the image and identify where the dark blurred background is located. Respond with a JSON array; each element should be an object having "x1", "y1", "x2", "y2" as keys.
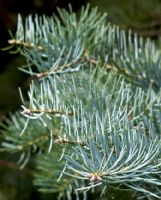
[{"x1": 0, "y1": 0, "x2": 161, "y2": 199}]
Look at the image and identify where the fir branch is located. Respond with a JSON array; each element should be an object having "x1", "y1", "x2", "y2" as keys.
[
  {"x1": 65, "y1": 133, "x2": 161, "y2": 198},
  {"x1": 10, "y1": 7, "x2": 161, "y2": 91},
  {"x1": 0, "y1": 113, "x2": 55, "y2": 153},
  {"x1": 1, "y1": 4, "x2": 161, "y2": 200}
]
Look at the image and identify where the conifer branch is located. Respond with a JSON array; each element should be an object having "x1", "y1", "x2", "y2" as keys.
[{"x1": 1, "y1": 4, "x2": 161, "y2": 200}]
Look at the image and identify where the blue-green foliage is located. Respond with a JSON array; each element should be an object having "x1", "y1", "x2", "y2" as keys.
[{"x1": 1, "y1": 4, "x2": 161, "y2": 200}]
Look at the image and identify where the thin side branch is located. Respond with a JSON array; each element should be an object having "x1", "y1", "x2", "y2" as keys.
[
  {"x1": 8, "y1": 39, "x2": 44, "y2": 51},
  {"x1": 15, "y1": 134, "x2": 50, "y2": 151},
  {"x1": 21, "y1": 108, "x2": 74, "y2": 116},
  {"x1": 55, "y1": 138, "x2": 85, "y2": 146}
]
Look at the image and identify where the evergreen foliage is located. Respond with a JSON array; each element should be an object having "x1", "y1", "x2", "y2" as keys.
[{"x1": 1, "y1": 4, "x2": 161, "y2": 200}]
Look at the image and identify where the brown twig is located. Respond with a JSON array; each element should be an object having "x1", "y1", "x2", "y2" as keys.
[
  {"x1": 8, "y1": 39, "x2": 44, "y2": 51},
  {"x1": 55, "y1": 138, "x2": 85, "y2": 146},
  {"x1": 21, "y1": 108, "x2": 74, "y2": 116}
]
